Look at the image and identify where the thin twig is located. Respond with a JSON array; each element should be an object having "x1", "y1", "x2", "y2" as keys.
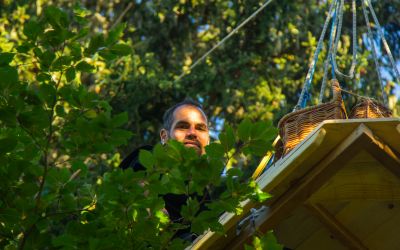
[
  {"x1": 16, "y1": 118, "x2": 43, "y2": 151},
  {"x1": 20, "y1": 43, "x2": 67, "y2": 250},
  {"x1": 110, "y1": 2, "x2": 134, "y2": 29}
]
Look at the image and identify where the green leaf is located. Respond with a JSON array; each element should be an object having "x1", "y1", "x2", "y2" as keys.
[
  {"x1": 181, "y1": 198, "x2": 200, "y2": 220},
  {"x1": 248, "y1": 139, "x2": 270, "y2": 156},
  {"x1": 85, "y1": 34, "x2": 105, "y2": 55},
  {"x1": 20, "y1": 182, "x2": 38, "y2": 196},
  {"x1": 23, "y1": 19, "x2": 42, "y2": 41},
  {"x1": 139, "y1": 149, "x2": 154, "y2": 169},
  {"x1": 98, "y1": 49, "x2": 118, "y2": 61},
  {"x1": 51, "y1": 56, "x2": 73, "y2": 71},
  {"x1": 219, "y1": 124, "x2": 236, "y2": 151},
  {"x1": 0, "y1": 53, "x2": 15, "y2": 66},
  {"x1": 256, "y1": 191, "x2": 272, "y2": 202},
  {"x1": 0, "y1": 66, "x2": 18, "y2": 86},
  {"x1": 55, "y1": 104, "x2": 65, "y2": 117},
  {"x1": 38, "y1": 83, "x2": 57, "y2": 106},
  {"x1": 238, "y1": 118, "x2": 252, "y2": 141},
  {"x1": 73, "y1": 4, "x2": 91, "y2": 18},
  {"x1": 205, "y1": 143, "x2": 225, "y2": 158},
  {"x1": 52, "y1": 234, "x2": 76, "y2": 248},
  {"x1": 0, "y1": 107, "x2": 17, "y2": 126},
  {"x1": 66, "y1": 66, "x2": 76, "y2": 82},
  {"x1": 44, "y1": 6, "x2": 69, "y2": 30},
  {"x1": 108, "y1": 129, "x2": 133, "y2": 146},
  {"x1": 252, "y1": 231, "x2": 283, "y2": 250},
  {"x1": 16, "y1": 42, "x2": 33, "y2": 53},
  {"x1": 0, "y1": 137, "x2": 17, "y2": 155},
  {"x1": 37, "y1": 73, "x2": 51, "y2": 82},
  {"x1": 155, "y1": 210, "x2": 170, "y2": 224},
  {"x1": 38, "y1": 50, "x2": 55, "y2": 70},
  {"x1": 251, "y1": 121, "x2": 276, "y2": 141},
  {"x1": 42, "y1": 29, "x2": 69, "y2": 47},
  {"x1": 106, "y1": 23, "x2": 126, "y2": 45},
  {"x1": 71, "y1": 160, "x2": 88, "y2": 177},
  {"x1": 68, "y1": 42, "x2": 82, "y2": 59},
  {"x1": 76, "y1": 61, "x2": 95, "y2": 72},
  {"x1": 109, "y1": 43, "x2": 132, "y2": 56},
  {"x1": 227, "y1": 167, "x2": 243, "y2": 178},
  {"x1": 111, "y1": 112, "x2": 128, "y2": 127},
  {"x1": 71, "y1": 28, "x2": 89, "y2": 42}
]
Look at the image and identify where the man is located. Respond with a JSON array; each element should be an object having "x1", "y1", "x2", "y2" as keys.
[
  {"x1": 159, "y1": 99, "x2": 210, "y2": 155},
  {"x1": 119, "y1": 99, "x2": 210, "y2": 241},
  {"x1": 119, "y1": 99, "x2": 210, "y2": 170}
]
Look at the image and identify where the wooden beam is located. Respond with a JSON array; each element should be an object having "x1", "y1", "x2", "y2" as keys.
[
  {"x1": 360, "y1": 126, "x2": 400, "y2": 179},
  {"x1": 225, "y1": 124, "x2": 371, "y2": 249},
  {"x1": 305, "y1": 203, "x2": 368, "y2": 249}
]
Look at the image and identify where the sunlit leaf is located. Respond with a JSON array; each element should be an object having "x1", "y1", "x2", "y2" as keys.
[{"x1": 76, "y1": 61, "x2": 95, "y2": 72}]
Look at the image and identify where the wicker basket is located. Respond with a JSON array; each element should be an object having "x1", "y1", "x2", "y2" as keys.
[
  {"x1": 277, "y1": 79, "x2": 347, "y2": 157},
  {"x1": 349, "y1": 98, "x2": 392, "y2": 119}
]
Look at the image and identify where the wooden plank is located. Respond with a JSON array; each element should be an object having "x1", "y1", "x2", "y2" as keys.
[
  {"x1": 309, "y1": 150, "x2": 400, "y2": 202},
  {"x1": 363, "y1": 201, "x2": 400, "y2": 250},
  {"x1": 224, "y1": 124, "x2": 371, "y2": 249},
  {"x1": 305, "y1": 203, "x2": 368, "y2": 249},
  {"x1": 362, "y1": 131, "x2": 400, "y2": 180},
  {"x1": 273, "y1": 206, "x2": 326, "y2": 249},
  {"x1": 257, "y1": 128, "x2": 327, "y2": 197},
  {"x1": 327, "y1": 200, "x2": 400, "y2": 248},
  {"x1": 296, "y1": 225, "x2": 347, "y2": 250}
]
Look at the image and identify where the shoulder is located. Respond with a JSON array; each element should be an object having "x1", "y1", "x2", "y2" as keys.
[{"x1": 119, "y1": 145, "x2": 153, "y2": 171}]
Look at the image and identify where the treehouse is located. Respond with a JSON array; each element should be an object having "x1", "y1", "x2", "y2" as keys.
[
  {"x1": 188, "y1": 0, "x2": 400, "y2": 249},
  {"x1": 190, "y1": 117, "x2": 400, "y2": 249}
]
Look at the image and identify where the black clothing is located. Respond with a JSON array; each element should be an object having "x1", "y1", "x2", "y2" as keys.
[{"x1": 119, "y1": 145, "x2": 153, "y2": 171}]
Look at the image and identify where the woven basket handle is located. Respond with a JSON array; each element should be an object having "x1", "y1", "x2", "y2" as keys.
[{"x1": 331, "y1": 79, "x2": 342, "y2": 103}]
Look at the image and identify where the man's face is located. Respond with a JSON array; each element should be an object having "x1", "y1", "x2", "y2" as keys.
[{"x1": 161, "y1": 104, "x2": 209, "y2": 155}]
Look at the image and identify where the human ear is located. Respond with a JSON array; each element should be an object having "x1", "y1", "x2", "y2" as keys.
[{"x1": 160, "y1": 129, "x2": 168, "y2": 145}]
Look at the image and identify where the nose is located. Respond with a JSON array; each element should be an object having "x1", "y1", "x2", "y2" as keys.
[{"x1": 186, "y1": 126, "x2": 197, "y2": 138}]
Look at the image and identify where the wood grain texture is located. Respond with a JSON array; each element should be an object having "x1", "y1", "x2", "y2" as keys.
[
  {"x1": 188, "y1": 118, "x2": 400, "y2": 250},
  {"x1": 305, "y1": 203, "x2": 368, "y2": 249}
]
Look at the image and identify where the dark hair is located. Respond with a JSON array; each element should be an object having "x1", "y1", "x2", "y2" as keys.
[{"x1": 162, "y1": 99, "x2": 206, "y2": 131}]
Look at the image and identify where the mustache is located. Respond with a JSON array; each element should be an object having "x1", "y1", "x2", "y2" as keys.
[{"x1": 183, "y1": 139, "x2": 201, "y2": 147}]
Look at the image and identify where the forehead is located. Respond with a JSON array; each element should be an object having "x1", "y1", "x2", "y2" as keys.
[{"x1": 172, "y1": 104, "x2": 208, "y2": 124}]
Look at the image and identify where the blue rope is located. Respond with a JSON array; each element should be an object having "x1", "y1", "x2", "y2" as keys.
[
  {"x1": 330, "y1": 6, "x2": 337, "y2": 79},
  {"x1": 301, "y1": 6, "x2": 337, "y2": 108},
  {"x1": 296, "y1": 0, "x2": 337, "y2": 110},
  {"x1": 301, "y1": 91, "x2": 310, "y2": 108}
]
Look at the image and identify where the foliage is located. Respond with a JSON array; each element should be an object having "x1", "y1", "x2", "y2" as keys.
[
  {"x1": 2, "y1": 0, "x2": 398, "y2": 148},
  {"x1": 1, "y1": 0, "x2": 399, "y2": 249},
  {"x1": 0, "y1": 6, "x2": 278, "y2": 248},
  {"x1": 0, "y1": 4, "x2": 130, "y2": 249},
  {"x1": 245, "y1": 231, "x2": 283, "y2": 250}
]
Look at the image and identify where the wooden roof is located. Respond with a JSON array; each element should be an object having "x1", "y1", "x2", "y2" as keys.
[{"x1": 189, "y1": 118, "x2": 400, "y2": 250}]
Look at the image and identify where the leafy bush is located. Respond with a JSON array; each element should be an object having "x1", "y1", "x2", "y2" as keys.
[{"x1": 0, "y1": 5, "x2": 280, "y2": 250}]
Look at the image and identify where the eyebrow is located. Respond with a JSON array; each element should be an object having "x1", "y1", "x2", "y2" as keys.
[{"x1": 174, "y1": 121, "x2": 208, "y2": 129}]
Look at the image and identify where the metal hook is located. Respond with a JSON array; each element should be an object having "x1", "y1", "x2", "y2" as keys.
[{"x1": 236, "y1": 205, "x2": 267, "y2": 236}]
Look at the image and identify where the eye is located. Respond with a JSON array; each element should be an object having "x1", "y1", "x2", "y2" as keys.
[
  {"x1": 196, "y1": 124, "x2": 208, "y2": 131},
  {"x1": 175, "y1": 122, "x2": 190, "y2": 129}
]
